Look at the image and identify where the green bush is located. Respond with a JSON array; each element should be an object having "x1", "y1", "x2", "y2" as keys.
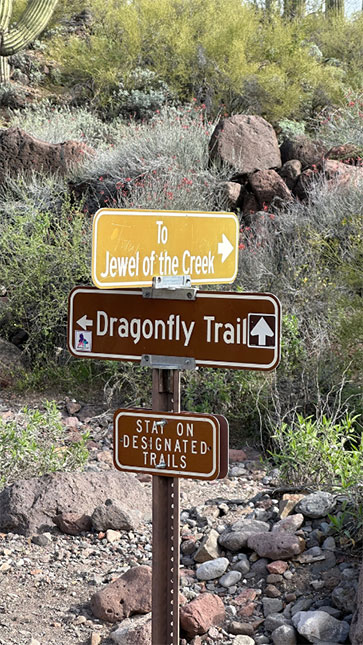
[
  {"x1": 0, "y1": 188, "x2": 91, "y2": 363},
  {"x1": 0, "y1": 400, "x2": 89, "y2": 490},
  {"x1": 44, "y1": 0, "x2": 353, "y2": 122}
]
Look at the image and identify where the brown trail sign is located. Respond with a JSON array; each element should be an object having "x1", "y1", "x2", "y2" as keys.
[
  {"x1": 68, "y1": 287, "x2": 281, "y2": 371},
  {"x1": 113, "y1": 409, "x2": 229, "y2": 480}
]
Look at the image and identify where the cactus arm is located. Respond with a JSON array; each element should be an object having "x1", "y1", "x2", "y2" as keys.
[
  {"x1": 0, "y1": 0, "x2": 59, "y2": 56},
  {"x1": 0, "y1": 1, "x2": 13, "y2": 31}
]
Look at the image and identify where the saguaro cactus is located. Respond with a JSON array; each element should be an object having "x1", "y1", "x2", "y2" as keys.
[{"x1": 0, "y1": 0, "x2": 58, "y2": 83}]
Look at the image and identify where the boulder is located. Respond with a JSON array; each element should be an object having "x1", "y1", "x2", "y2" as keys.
[
  {"x1": 0, "y1": 338, "x2": 24, "y2": 386},
  {"x1": 180, "y1": 593, "x2": 225, "y2": 638},
  {"x1": 209, "y1": 115, "x2": 281, "y2": 173},
  {"x1": 280, "y1": 135, "x2": 326, "y2": 168},
  {"x1": 0, "y1": 471, "x2": 151, "y2": 535},
  {"x1": 218, "y1": 519, "x2": 270, "y2": 552},
  {"x1": 249, "y1": 169, "x2": 292, "y2": 209},
  {"x1": 0, "y1": 127, "x2": 94, "y2": 185},
  {"x1": 90, "y1": 565, "x2": 152, "y2": 623}
]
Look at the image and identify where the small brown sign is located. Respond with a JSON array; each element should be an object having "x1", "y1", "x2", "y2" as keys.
[
  {"x1": 68, "y1": 287, "x2": 281, "y2": 371},
  {"x1": 113, "y1": 409, "x2": 228, "y2": 480}
]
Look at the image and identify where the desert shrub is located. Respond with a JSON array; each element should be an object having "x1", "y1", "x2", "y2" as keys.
[
  {"x1": 45, "y1": 0, "x2": 350, "y2": 122},
  {"x1": 0, "y1": 187, "x2": 91, "y2": 363},
  {"x1": 236, "y1": 174, "x2": 363, "y2": 428},
  {"x1": 313, "y1": 89, "x2": 363, "y2": 150},
  {"x1": 0, "y1": 400, "x2": 89, "y2": 490},
  {"x1": 9, "y1": 101, "x2": 125, "y2": 148}
]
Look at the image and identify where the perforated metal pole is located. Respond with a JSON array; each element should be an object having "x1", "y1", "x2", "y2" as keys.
[{"x1": 152, "y1": 369, "x2": 180, "y2": 645}]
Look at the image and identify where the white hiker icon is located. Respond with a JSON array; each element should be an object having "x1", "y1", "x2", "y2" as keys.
[{"x1": 250, "y1": 316, "x2": 274, "y2": 346}]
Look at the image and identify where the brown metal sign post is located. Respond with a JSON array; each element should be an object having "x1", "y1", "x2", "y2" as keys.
[{"x1": 152, "y1": 368, "x2": 180, "y2": 645}]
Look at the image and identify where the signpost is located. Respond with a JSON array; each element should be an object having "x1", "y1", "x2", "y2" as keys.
[
  {"x1": 92, "y1": 208, "x2": 239, "y2": 288},
  {"x1": 67, "y1": 207, "x2": 281, "y2": 645},
  {"x1": 68, "y1": 287, "x2": 281, "y2": 371}
]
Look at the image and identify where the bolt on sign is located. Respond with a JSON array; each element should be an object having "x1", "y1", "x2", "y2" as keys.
[
  {"x1": 68, "y1": 287, "x2": 281, "y2": 371},
  {"x1": 113, "y1": 410, "x2": 229, "y2": 480},
  {"x1": 92, "y1": 208, "x2": 238, "y2": 288}
]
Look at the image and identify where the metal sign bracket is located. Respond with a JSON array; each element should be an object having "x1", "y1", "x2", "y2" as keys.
[
  {"x1": 141, "y1": 354, "x2": 196, "y2": 370},
  {"x1": 143, "y1": 275, "x2": 197, "y2": 301}
]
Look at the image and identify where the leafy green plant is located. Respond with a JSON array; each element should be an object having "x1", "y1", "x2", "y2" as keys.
[
  {"x1": 0, "y1": 400, "x2": 89, "y2": 490},
  {"x1": 269, "y1": 413, "x2": 362, "y2": 489}
]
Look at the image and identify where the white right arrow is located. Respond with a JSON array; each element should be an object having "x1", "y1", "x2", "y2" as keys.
[
  {"x1": 218, "y1": 234, "x2": 234, "y2": 263},
  {"x1": 77, "y1": 314, "x2": 93, "y2": 331},
  {"x1": 250, "y1": 317, "x2": 274, "y2": 346}
]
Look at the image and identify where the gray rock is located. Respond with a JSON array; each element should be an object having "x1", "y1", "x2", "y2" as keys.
[
  {"x1": 271, "y1": 624, "x2": 297, "y2": 644},
  {"x1": 291, "y1": 597, "x2": 314, "y2": 616},
  {"x1": 110, "y1": 613, "x2": 151, "y2": 644},
  {"x1": 264, "y1": 613, "x2": 292, "y2": 632},
  {"x1": 0, "y1": 471, "x2": 151, "y2": 535},
  {"x1": 331, "y1": 584, "x2": 357, "y2": 612},
  {"x1": 231, "y1": 554, "x2": 250, "y2": 575},
  {"x1": 296, "y1": 492, "x2": 336, "y2": 519},
  {"x1": 322, "y1": 536, "x2": 336, "y2": 551},
  {"x1": 292, "y1": 610, "x2": 350, "y2": 643},
  {"x1": 262, "y1": 597, "x2": 284, "y2": 616},
  {"x1": 219, "y1": 570, "x2": 242, "y2": 588},
  {"x1": 91, "y1": 498, "x2": 142, "y2": 531},
  {"x1": 272, "y1": 513, "x2": 304, "y2": 533},
  {"x1": 196, "y1": 557, "x2": 229, "y2": 581},
  {"x1": 209, "y1": 114, "x2": 281, "y2": 173},
  {"x1": 218, "y1": 519, "x2": 270, "y2": 552}
]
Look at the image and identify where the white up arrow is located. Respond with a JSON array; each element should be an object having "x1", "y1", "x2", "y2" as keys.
[
  {"x1": 250, "y1": 317, "x2": 274, "y2": 346},
  {"x1": 218, "y1": 234, "x2": 234, "y2": 263},
  {"x1": 77, "y1": 314, "x2": 93, "y2": 331}
]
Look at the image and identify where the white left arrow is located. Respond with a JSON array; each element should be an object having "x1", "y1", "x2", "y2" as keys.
[
  {"x1": 77, "y1": 314, "x2": 93, "y2": 330},
  {"x1": 218, "y1": 234, "x2": 234, "y2": 263}
]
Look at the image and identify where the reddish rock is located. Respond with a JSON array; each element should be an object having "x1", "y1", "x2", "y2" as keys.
[
  {"x1": 238, "y1": 602, "x2": 256, "y2": 617},
  {"x1": 266, "y1": 561, "x2": 289, "y2": 575},
  {"x1": 0, "y1": 127, "x2": 94, "y2": 185},
  {"x1": 249, "y1": 169, "x2": 292, "y2": 209},
  {"x1": 234, "y1": 589, "x2": 257, "y2": 605},
  {"x1": 209, "y1": 114, "x2": 281, "y2": 174},
  {"x1": 53, "y1": 512, "x2": 92, "y2": 535},
  {"x1": 90, "y1": 565, "x2": 152, "y2": 623},
  {"x1": 293, "y1": 168, "x2": 316, "y2": 200},
  {"x1": 242, "y1": 192, "x2": 259, "y2": 216},
  {"x1": 180, "y1": 593, "x2": 225, "y2": 639},
  {"x1": 247, "y1": 532, "x2": 305, "y2": 560},
  {"x1": 280, "y1": 135, "x2": 326, "y2": 168},
  {"x1": 229, "y1": 449, "x2": 247, "y2": 462}
]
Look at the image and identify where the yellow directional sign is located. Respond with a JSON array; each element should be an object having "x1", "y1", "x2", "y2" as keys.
[{"x1": 92, "y1": 208, "x2": 239, "y2": 288}]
